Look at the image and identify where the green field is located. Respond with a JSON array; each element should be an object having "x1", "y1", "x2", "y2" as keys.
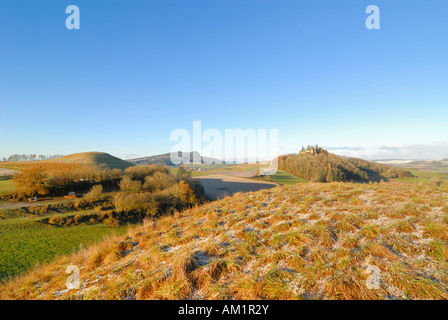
[
  {"x1": 0, "y1": 215, "x2": 133, "y2": 281},
  {"x1": 269, "y1": 170, "x2": 309, "y2": 185},
  {"x1": 0, "y1": 179, "x2": 16, "y2": 195},
  {"x1": 393, "y1": 168, "x2": 448, "y2": 186},
  {"x1": 173, "y1": 165, "x2": 309, "y2": 184}
]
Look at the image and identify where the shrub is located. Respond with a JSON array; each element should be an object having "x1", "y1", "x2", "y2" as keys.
[
  {"x1": 48, "y1": 216, "x2": 64, "y2": 225},
  {"x1": 84, "y1": 185, "x2": 103, "y2": 200},
  {"x1": 74, "y1": 214, "x2": 84, "y2": 224},
  {"x1": 125, "y1": 165, "x2": 169, "y2": 181},
  {"x1": 119, "y1": 176, "x2": 142, "y2": 193},
  {"x1": 102, "y1": 218, "x2": 120, "y2": 227},
  {"x1": 39, "y1": 205, "x2": 50, "y2": 215},
  {"x1": 143, "y1": 172, "x2": 176, "y2": 192},
  {"x1": 113, "y1": 192, "x2": 158, "y2": 216}
]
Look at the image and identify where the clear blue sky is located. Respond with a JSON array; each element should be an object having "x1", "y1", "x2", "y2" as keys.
[{"x1": 1, "y1": 0, "x2": 447, "y2": 160}]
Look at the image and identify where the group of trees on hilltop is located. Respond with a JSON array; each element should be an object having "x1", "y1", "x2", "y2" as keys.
[
  {"x1": 2, "y1": 154, "x2": 63, "y2": 162},
  {"x1": 278, "y1": 152, "x2": 414, "y2": 183}
]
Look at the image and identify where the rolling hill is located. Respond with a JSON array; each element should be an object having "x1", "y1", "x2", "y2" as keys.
[
  {"x1": 36, "y1": 152, "x2": 134, "y2": 170},
  {"x1": 128, "y1": 151, "x2": 223, "y2": 167},
  {"x1": 0, "y1": 152, "x2": 134, "y2": 171},
  {"x1": 279, "y1": 149, "x2": 414, "y2": 183}
]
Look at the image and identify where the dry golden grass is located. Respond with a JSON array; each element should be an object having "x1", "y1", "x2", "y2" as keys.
[{"x1": 1, "y1": 181, "x2": 448, "y2": 300}]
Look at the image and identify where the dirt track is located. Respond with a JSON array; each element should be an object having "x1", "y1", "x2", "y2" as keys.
[
  {"x1": 0, "y1": 168, "x2": 17, "y2": 177},
  {"x1": 195, "y1": 174, "x2": 278, "y2": 200}
]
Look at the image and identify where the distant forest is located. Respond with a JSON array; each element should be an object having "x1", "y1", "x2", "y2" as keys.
[
  {"x1": 278, "y1": 150, "x2": 414, "y2": 183},
  {"x1": 2, "y1": 154, "x2": 63, "y2": 162}
]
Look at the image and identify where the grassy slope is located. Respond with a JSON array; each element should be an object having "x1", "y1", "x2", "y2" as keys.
[
  {"x1": 0, "y1": 179, "x2": 16, "y2": 195},
  {"x1": 269, "y1": 170, "x2": 308, "y2": 185},
  {"x1": 46, "y1": 152, "x2": 134, "y2": 170},
  {"x1": 2, "y1": 181, "x2": 448, "y2": 300},
  {"x1": 0, "y1": 152, "x2": 134, "y2": 171},
  {"x1": 0, "y1": 215, "x2": 132, "y2": 280}
]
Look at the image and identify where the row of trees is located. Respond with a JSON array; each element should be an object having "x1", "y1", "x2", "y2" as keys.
[
  {"x1": 2, "y1": 154, "x2": 63, "y2": 162},
  {"x1": 278, "y1": 152, "x2": 414, "y2": 183},
  {"x1": 12, "y1": 163, "x2": 124, "y2": 196}
]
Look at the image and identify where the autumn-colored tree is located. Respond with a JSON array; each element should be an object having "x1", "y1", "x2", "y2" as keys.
[
  {"x1": 84, "y1": 184, "x2": 104, "y2": 200},
  {"x1": 177, "y1": 180, "x2": 196, "y2": 204},
  {"x1": 143, "y1": 172, "x2": 176, "y2": 192},
  {"x1": 124, "y1": 164, "x2": 169, "y2": 182},
  {"x1": 13, "y1": 168, "x2": 49, "y2": 196}
]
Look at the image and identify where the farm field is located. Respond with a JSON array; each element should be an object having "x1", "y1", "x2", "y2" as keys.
[
  {"x1": 393, "y1": 168, "x2": 448, "y2": 186},
  {"x1": 180, "y1": 164, "x2": 309, "y2": 198},
  {"x1": 195, "y1": 174, "x2": 278, "y2": 200},
  {"x1": 267, "y1": 170, "x2": 309, "y2": 185},
  {"x1": 0, "y1": 213, "x2": 132, "y2": 281}
]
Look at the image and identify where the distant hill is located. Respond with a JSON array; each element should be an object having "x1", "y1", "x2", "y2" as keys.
[
  {"x1": 46, "y1": 152, "x2": 134, "y2": 170},
  {"x1": 128, "y1": 151, "x2": 223, "y2": 167},
  {"x1": 374, "y1": 159, "x2": 448, "y2": 174},
  {"x1": 279, "y1": 148, "x2": 414, "y2": 183}
]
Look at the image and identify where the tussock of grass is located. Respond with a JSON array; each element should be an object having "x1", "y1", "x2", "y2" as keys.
[{"x1": 1, "y1": 181, "x2": 448, "y2": 300}]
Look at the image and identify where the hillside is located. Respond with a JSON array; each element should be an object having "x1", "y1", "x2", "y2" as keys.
[
  {"x1": 128, "y1": 151, "x2": 223, "y2": 167},
  {"x1": 46, "y1": 152, "x2": 134, "y2": 170},
  {"x1": 279, "y1": 150, "x2": 413, "y2": 183},
  {"x1": 0, "y1": 152, "x2": 134, "y2": 171},
  {"x1": 2, "y1": 181, "x2": 448, "y2": 300}
]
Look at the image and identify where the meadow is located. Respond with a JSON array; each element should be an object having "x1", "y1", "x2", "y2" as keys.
[
  {"x1": 393, "y1": 168, "x2": 448, "y2": 187},
  {"x1": 267, "y1": 170, "x2": 308, "y2": 185},
  {"x1": 0, "y1": 157, "x2": 204, "y2": 282},
  {"x1": 0, "y1": 213, "x2": 132, "y2": 281},
  {"x1": 0, "y1": 179, "x2": 16, "y2": 195}
]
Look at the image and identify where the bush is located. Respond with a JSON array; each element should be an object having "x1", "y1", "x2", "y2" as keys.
[
  {"x1": 84, "y1": 185, "x2": 103, "y2": 200},
  {"x1": 124, "y1": 165, "x2": 169, "y2": 182},
  {"x1": 119, "y1": 176, "x2": 142, "y2": 193},
  {"x1": 74, "y1": 214, "x2": 84, "y2": 224},
  {"x1": 152, "y1": 181, "x2": 198, "y2": 215},
  {"x1": 143, "y1": 172, "x2": 176, "y2": 192},
  {"x1": 39, "y1": 205, "x2": 50, "y2": 215},
  {"x1": 113, "y1": 192, "x2": 158, "y2": 216},
  {"x1": 48, "y1": 216, "x2": 64, "y2": 225},
  {"x1": 102, "y1": 218, "x2": 120, "y2": 227}
]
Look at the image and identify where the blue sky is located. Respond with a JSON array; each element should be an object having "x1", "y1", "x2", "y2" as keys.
[{"x1": 0, "y1": 0, "x2": 447, "y2": 160}]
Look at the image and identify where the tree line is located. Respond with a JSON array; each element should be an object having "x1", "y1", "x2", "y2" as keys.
[{"x1": 2, "y1": 154, "x2": 63, "y2": 162}]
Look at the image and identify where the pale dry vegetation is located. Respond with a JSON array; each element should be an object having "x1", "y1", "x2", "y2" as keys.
[{"x1": 1, "y1": 181, "x2": 448, "y2": 300}]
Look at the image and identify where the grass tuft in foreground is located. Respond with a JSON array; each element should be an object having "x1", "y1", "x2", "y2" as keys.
[{"x1": 1, "y1": 181, "x2": 448, "y2": 300}]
